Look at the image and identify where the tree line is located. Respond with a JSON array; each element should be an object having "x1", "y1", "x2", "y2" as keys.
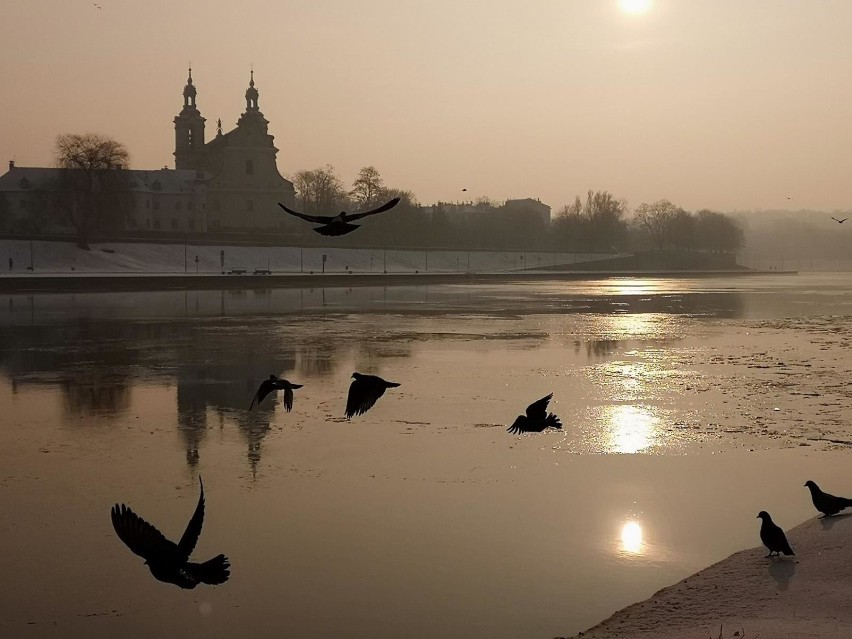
[{"x1": 2, "y1": 132, "x2": 744, "y2": 254}]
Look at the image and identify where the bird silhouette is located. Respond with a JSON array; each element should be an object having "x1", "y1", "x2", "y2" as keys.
[
  {"x1": 345, "y1": 372, "x2": 400, "y2": 419},
  {"x1": 250, "y1": 375, "x2": 302, "y2": 411},
  {"x1": 277, "y1": 197, "x2": 400, "y2": 236},
  {"x1": 111, "y1": 478, "x2": 230, "y2": 588},
  {"x1": 804, "y1": 480, "x2": 852, "y2": 517},
  {"x1": 831, "y1": 216, "x2": 848, "y2": 224},
  {"x1": 507, "y1": 393, "x2": 562, "y2": 434},
  {"x1": 757, "y1": 511, "x2": 795, "y2": 557}
]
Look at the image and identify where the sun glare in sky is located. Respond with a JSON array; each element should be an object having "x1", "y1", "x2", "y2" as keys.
[{"x1": 618, "y1": 0, "x2": 652, "y2": 15}]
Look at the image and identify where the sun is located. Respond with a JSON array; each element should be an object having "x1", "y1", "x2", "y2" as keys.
[{"x1": 618, "y1": 0, "x2": 652, "y2": 15}]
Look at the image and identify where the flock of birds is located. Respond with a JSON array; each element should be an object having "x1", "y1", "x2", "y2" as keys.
[
  {"x1": 758, "y1": 481, "x2": 852, "y2": 557},
  {"x1": 111, "y1": 369, "x2": 852, "y2": 588},
  {"x1": 109, "y1": 195, "x2": 852, "y2": 590}
]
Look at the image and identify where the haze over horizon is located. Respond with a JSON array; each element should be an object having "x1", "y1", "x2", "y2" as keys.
[{"x1": 3, "y1": 0, "x2": 851, "y2": 214}]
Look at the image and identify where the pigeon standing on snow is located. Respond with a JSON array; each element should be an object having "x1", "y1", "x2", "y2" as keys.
[
  {"x1": 249, "y1": 375, "x2": 302, "y2": 411},
  {"x1": 757, "y1": 511, "x2": 795, "y2": 557},
  {"x1": 277, "y1": 197, "x2": 401, "y2": 237},
  {"x1": 507, "y1": 393, "x2": 562, "y2": 434},
  {"x1": 804, "y1": 480, "x2": 852, "y2": 517},
  {"x1": 111, "y1": 478, "x2": 230, "y2": 589},
  {"x1": 345, "y1": 372, "x2": 400, "y2": 419}
]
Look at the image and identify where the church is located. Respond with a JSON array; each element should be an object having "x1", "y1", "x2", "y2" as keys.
[
  {"x1": 0, "y1": 69, "x2": 297, "y2": 234},
  {"x1": 172, "y1": 68, "x2": 296, "y2": 231}
]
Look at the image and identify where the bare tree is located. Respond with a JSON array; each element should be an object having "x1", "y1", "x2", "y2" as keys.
[
  {"x1": 553, "y1": 191, "x2": 628, "y2": 252},
  {"x1": 695, "y1": 209, "x2": 744, "y2": 252},
  {"x1": 633, "y1": 200, "x2": 682, "y2": 250},
  {"x1": 292, "y1": 164, "x2": 349, "y2": 215},
  {"x1": 350, "y1": 166, "x2": 385, "y2": 209},
  {"x1": 54, "y1": 133, "x2": 131, "y2": 249}
]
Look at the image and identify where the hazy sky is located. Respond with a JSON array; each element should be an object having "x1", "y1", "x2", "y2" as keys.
[{"x1": 3, "y1": 1, "x2": 852, "y2": 213}]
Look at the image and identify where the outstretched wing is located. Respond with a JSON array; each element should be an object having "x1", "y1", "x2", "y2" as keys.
[
  {"x1": 177, "y1": 478, "x2": 206, "y2": 561},
  {"x1": 525, "y1": 393, "x2": 553, "y2": 421},
  {"x1": 345, "y1": 376, "x2": 387, "y2": 419},
  {"x1": 347, "y1": 197, "x2": 401, "y2": 221},
  {"x1": 277, "y1": 202, "x2": 334, "y2": 224},
  {"x1": 111, "y1": 504, "x2": 179, "y2": 563},
  {"x1": 249, "y1": 380, "x2": 276, "y2": 411}
]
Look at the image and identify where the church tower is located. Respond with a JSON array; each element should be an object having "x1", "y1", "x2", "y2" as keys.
[{"x1": 173, "y1": 68, "x2": 206, "y2": 170}]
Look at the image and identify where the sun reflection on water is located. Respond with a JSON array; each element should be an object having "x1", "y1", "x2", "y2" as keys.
[
  {"x1": 606, "y1": 404, "x2": 660, "y2": 453},
  {"x1": 620, "y1": 521, "x2": 643, "y2": 555}
]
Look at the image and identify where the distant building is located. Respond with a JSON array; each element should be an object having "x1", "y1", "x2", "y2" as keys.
[
  {"x1": 0, "y1": 69, "x2": 296, "y2": 235},
  {"x1": 172, "y1": 69, "x2": 296, "y2": 230}
]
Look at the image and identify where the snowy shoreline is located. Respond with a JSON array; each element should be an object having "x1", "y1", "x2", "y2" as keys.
[{"x1": 570, "y1": 514, "x2": 852, "y2": 638}]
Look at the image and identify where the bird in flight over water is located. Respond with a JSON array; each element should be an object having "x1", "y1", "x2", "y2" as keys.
[
  {"x1": 757, "y1": 511, "x2": 795, "y2": 558},
  {"x1": 277, "y1": 197, "x2": 401, "y2": 236},
  {"x1": 507, "y1": 393, "x2": 562, "y2": 434},
  {"x1": 345, "y1": 372, "x2": 400, "y2": 419},
  {"x1": 250, "y1": 375, "x2": 302, "y2": 411},
  {"x1": 804, "y1": 480, "x2": 852, "y2": 517},
  {"x1": 831, "y1": 216, "x2": 848, "y2": 223},
  {"x1": 110, "y1": 478, "x2": 230, "y2": 589}
]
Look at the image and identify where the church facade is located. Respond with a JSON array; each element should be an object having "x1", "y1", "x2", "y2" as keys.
[
  {"x1": 0, "y1": 70, "x2": 296, "y2": 235},
  {"x1": 173, "y1": 69, "x2": 296, "y2": 231}
]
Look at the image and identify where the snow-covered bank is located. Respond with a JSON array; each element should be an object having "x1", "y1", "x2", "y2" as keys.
[
  {"x1": 0, "y1": 238, "x2": 617, "y2": 275},
  {"x1": 570, "y1": 515, "x2": 852, "y2": 639}
]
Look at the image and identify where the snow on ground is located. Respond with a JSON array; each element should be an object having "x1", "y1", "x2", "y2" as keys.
[
  {"x1": 570, "y1": 515, "x2": 852, "y2": 639},
  {"x1": 0, "y1": 239, "x2": 617, "y2": 275}
]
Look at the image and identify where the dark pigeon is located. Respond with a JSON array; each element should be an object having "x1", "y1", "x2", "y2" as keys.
[
  {"x1": 111, "y1": 478, "x2": 230, "y2": 589},
  {"x1": 277, "y1": 197, "x2": 401, "y2": 236},
  {"x1": 507, "y1": 393, "x2": 562, "y2": 434},
  {"x1": 757, "y1": 511, "x2": 795, "y2": 557},
  {"x1": 345, "y1": 372, "x2": 400, "y2": 419},
  {"x1": 804, "y1": 480, "x2": 852, "y2": 517},
  {"x1": 250, "y1": 375, "x2": 302, "y2": 411}
]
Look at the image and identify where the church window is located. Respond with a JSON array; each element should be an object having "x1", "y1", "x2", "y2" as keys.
[
  {"x1": 187, "y1": 129, "x2": 194, "y2": 148},
  {"x1": 246, "y1": 160, "x2": 254, "y2": 175}
]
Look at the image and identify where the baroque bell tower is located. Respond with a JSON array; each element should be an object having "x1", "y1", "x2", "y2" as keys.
[{"x1": 173, "y1": 68, "x2": 206, "y2": 170}]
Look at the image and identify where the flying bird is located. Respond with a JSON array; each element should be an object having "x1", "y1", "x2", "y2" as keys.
[
  {"x1": 250, "y1": 375, "x2": 302, "y2": 411},
  {"x1": 804, "y1": 480, "x2": 852, "y2": 517},
  {"x1": 757, "y1": 511, "x2": 795, "y2": 558},
  {"x1": 507, "y1": 393, "x2": 562, "y2": 434},
  {"x1": 110, "y1": 478, "x2": 230, "y2": 589},
  {"x1": 277, "y1": 197, "x2": 401, "y2": 236},
  {"x1": 831, "y1": 217, "x2": 848, "y2": 224},
  {"x1": 461, "y1": 188, "x2": 468, "y2": 192},
  {"x1": 345, "y1": 372, "x2": 400, "y2": 419}
]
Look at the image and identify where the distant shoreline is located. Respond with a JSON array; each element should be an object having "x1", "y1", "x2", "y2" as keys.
[{"x1": 0, "y1": 269, "x2": 796, "y2": 293}]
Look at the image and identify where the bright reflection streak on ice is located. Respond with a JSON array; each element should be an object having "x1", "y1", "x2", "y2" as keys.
[{"x1": 606, "y1": 404, "x2": 660, "y2": 453}]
